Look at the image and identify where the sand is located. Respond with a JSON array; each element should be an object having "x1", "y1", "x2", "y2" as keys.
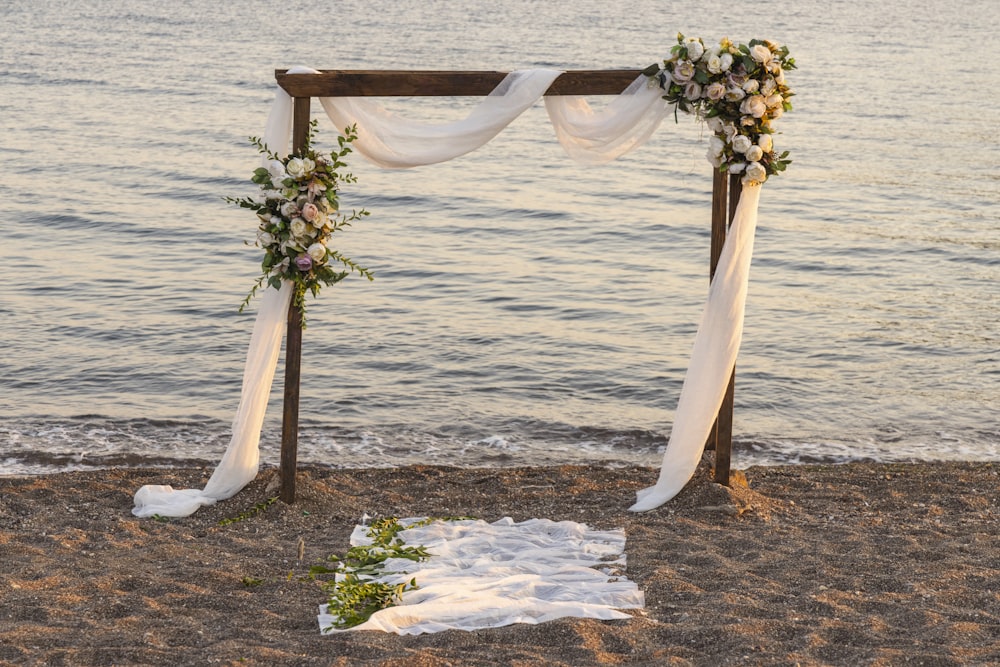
[{"x1": 1, "y1": 459, "x2": 998, "y2": 666}]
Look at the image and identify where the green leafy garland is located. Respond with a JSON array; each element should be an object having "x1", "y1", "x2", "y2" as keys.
[
  {"x1": 311, "y1": 516, "x2": 473, "y2": 630},
  {"x1": 645, "y1": 34, "x2": 796, "y2": 185},
  {"x1": 227, "y1": 121, "x2": 373, "y2": 325}
]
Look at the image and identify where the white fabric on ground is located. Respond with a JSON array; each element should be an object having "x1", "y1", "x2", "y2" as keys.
[{"x1": 317, "y1": 517, "x2": 644, "y2": 635}]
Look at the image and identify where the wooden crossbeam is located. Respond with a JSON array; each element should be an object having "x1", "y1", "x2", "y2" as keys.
[{"x1": 275, "y1": 69, "x2": 645, "y2": 98}]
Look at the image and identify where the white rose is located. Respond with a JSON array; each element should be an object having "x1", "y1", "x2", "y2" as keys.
[
  {"x1": 671, "y1": 60, "x2": 696, "y2": 83},
  {"x1": 745, "y1": 145, "x2": 764, "y2": 162},
  {"x1": 267, "y1": 160, "x2": 287, "y2": 183},
  {"x1": 684, "y1": 81, "x2": 702, "y2": 101},
  {"x1": 741, "y1": 94, "x2": 768, "y2": 118},
  {"x1": 742, "y1": 78, "x2": 760, "y2": 93},
  {"x1": 723, "y1": 123, "x2": 738, "y2": 141},
  {"x1": 731, "y1": 134, "x2": 753, "y2": 154},
  {"x1": 706, "y1": 55, "x2": 723, "y2": 74},
  {"x1": 743, "y1": 161, "x2": 768, "y2": 184},
  {"x1": 758, "y1": 134, "x2": 774, "y2": 152},
  {"x1": 280, "y1": 201, "x2": 299, "y2": 218},
  {"x1": 766, "y1": 94, "x2": 784, "y2": 109},
  {"x1": 719, "y1": 53, "x2": 733, "y2": 72},
  {"x1": 705, "y1": 81, "x2": 726, "y2": 101},
  {"x1": 264, "y1": 188, "x2": 283, "y2": 200},
  {"x1": 286, "y1": 157, "x2": 306, "y2": 179},
  {"x1": 724, "y1": 86, "x2": 746, "y2": 102},
  {"x1": 761, "y1": 78, "x2": 777, "y2": 95},
  {"x1": 706, "y1": 116, "x2": 724, "y2": 133},
  {"x1": 306, "y1": 242, "x2": 327, "y2": 263},
  {"x1": 728, "y1": 162, "x2": 747, "y2": 174},
  {"x1": 301, "y1": 157, "x2": 316, "y2": 176},
  {"x1": 257, "y1": 230, "x2": 275, "y2": 246},
  {"x1": 706, "y1": 146, "x2": 723, "y2": 167},
  {"x1": 290, "y1": 218, "x2": 308, "y2": 238},
  {"x1": 750, "y1": 44, "x2": 773, "y2": 64},
  {"x1": 709, "y1": 135, "x2": 726, "y2": 156},
  {"x1": 686, "y1": 40, "x2": 705, "y2": 61}
]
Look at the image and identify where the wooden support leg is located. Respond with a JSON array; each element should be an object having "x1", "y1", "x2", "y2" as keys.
[
  {"x1": 279, "y1": 96, "x2": 312, "y2": 505},
  {"x1": 706, "y1": 171, "x2": 742, "y2": 485},
  {"x1": 280, "y1": 301, "x2": 303, "y2": 504}
]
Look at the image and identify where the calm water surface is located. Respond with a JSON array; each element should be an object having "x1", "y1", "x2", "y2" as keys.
[{"x1": 1, "y1": 0, "x2": 997, "y2": 474}]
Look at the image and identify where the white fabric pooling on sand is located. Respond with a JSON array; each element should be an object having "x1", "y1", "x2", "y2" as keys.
[{"x1": 317, "y1": 517, "x2": 644, "y2": 635}]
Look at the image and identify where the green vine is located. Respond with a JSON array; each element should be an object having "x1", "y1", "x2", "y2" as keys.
[
  {"x1": 218, "y1": 496, "x2": 278, "y2": 526},
  {"x1": 312, "y1": 516, "x2": 474, "y2": 630}
]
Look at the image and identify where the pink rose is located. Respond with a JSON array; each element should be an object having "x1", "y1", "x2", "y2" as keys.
[
  {"x1": 301, "y1": 202, "x2": 319, "y2": 222},
  {"x1": 294, "y1": 255, "x2": 313, "y2": 271}
]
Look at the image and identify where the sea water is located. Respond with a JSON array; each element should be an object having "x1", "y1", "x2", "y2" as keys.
[{"x1": 1, "y1": 0, "x2": 997, "y2": 474}]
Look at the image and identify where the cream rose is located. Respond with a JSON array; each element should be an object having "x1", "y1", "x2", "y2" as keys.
[
  {"x1": 741, "y1": 94, "x2": 768, "y2": 118},
  {"x1": 742, "y1": 78, "x2": 760, "y2": 93},
  {"x1": 724, "y1": 86, "x2": 746, "y2": 102},
  {"x1": 745, "y1": 145, "x2": 764, "y2": 162},
  {"x1": 757, "y1": 134, "x2": 774, "y2": 152},
  {"x1": 766, "y1": 94, "x2": 784, "y2": 109},
  {"x1": 684, "y1": 82, "x2": 702, "y2": 101},
  {"x1": 300, "y1": 157, "x2": 316, "y2": 176},
  {"x1": 306, "y1": 242, "x2": 327, "y2": 263},
  {"x1": 280, "y1": 201, "x2": 299, "y2": 218},
  {"x1": 731, "y1": 134, "x2": 753, "y2": 154},
  {"x1": 706, "y1": 55, "x2": 723, "y2": 74},
  {"x1": 290, "y1": 218, "x2": 309, "y2": 239},
  {"x1": 743, "y1": 161, "x2": 768, "y2": 184},
  {"x1": 750, "y1": 44, "x2": 773, "y2": 64},
  {"x1": 719, "y1": 53, "x2": 733, "y2": 72},
  {"x1": 728, "y1": 162, "x2": 747, "y2": 174}
]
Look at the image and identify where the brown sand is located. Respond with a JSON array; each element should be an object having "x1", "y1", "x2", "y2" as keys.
[{"x1": 1, "y1": 459, "x2": 998, "y2": 666}]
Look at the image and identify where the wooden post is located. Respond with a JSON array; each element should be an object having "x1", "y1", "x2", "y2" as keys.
[
  {"x1": 279, "y1": 96, "x2": 312, "y2": 504},
  {"x1": 706, "y1": 170, "x2": 740, "y2": 485}
]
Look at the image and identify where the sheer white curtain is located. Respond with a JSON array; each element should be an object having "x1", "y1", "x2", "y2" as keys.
[{"x1": 134, "y1": 67, "x2": 760, "y2": 517}]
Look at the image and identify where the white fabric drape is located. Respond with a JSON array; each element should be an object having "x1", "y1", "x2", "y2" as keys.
[
  {"x1": 318, "y1": 68, "x2": 562, "y2": 168},
  {"x1": 133, "y1": 66, "x2": 760, "y2": 517},
  {"x1": 131, "y1": 87, "x2": 298, "y2": 517},
  {"x1": 318, "y1": 517, "x2": 644, "y2": 635},
  {"x1": 544, "y1": 74, "x2": 667, "y2": 163},
  {"x1": 630, "y1": 185, "x2": 760, "y2": 510}
]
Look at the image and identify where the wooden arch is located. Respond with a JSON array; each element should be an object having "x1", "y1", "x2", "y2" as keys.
[{"x1": 273, "y1": 69, "x2": 742, "y2": 503}]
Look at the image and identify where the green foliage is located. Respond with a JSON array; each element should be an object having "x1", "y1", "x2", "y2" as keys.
[
  {"x1": 227, "y1": 120, "x2": 373, "y2": 326},
  {"x1": 218, "y1": 496, "x2": 278, "y2": 526},
  {"x1": 313, "y1": 516, "x2": 474, "y2": 630}
]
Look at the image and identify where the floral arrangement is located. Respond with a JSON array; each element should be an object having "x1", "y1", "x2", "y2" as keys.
[
  {"x1": 644, "y1": 34, "x2": 795, "y2": 185},
  {"x1": 228, "y1": 120, "x2": 372, "y2": 323}
]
